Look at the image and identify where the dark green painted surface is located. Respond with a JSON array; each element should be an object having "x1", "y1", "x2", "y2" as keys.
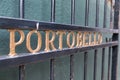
[
  {"x1": 54, "y1": 56, "x2": 70, "y2": 80},
  {"x1": 26, "y1": 60, "x2": 50, "y2": 80},
  {"x1": 0, "y1": 0, "x2": 19, "y2": 18},
  {"x1": 0, "y1": 67, "x2": 19, "y2": 80},
  {"x1": 24, "y1": 0, "x2": 51, "y2": 21},
  {"x1": 0, "y1": 0, "x2": 114, "y2": 80},
  {"x1": 74, "y1": 53, "x2": 84, "y2": 80},
  {"x1": 75, "y1": 0, "x2": 85, "y2": 25},
  {"x1": 55, "y1": 0, "x2": 71, "y2": 24}
]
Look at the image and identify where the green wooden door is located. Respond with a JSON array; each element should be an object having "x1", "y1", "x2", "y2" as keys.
[{"x1": 0, "y1": 0, "x2": 113, "y2": 80}]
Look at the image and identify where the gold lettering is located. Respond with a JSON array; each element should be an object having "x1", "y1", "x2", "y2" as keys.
[
  {"x1": 76, "y1": 32, "x2": 82, "y2": 47},
  {"x1": 83, "y1": 32, "x2": 89, "y2": 46},
  {"x1": 93, "y1": 32, "x2": 97, "y2": 45},
  {"x1": 67, "y1": 31, "x2": 75, "y2": 48},
  {"x1": 97, "y1": 32, "x2": 103, "y2": 44},
  {"x1": 8, "y1": 29, "x2": 25, "y2": 56},
  {"x1": 56, "y1": 31, "x2": 66, "y2": 50},
  {"x1": 45, "y1": 31, "x2": 56, "y2": 52},
  {"x1": 26, "y1": 30, "x2": 42, "y2": 53},
  {"x1": 89, "y1": 32, "x2": 92, "y2": 45},
  {"x1": 8, "y1": 29, "x2": 103, "y2": 54}
]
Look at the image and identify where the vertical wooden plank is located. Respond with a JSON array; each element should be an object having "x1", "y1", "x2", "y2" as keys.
[
  {"x1": 108, "y1": 0, "x2": 113, "y2": 80},
  {"x1": 55, "y1": 0, "x2": 71, "y2": 24},
  {"x1": 93, "y1": 0, "x2": 99, "y2": 80},
  {"x1": 101, "y1": 0, "x2": 107, "y2": 80},
  {"x1": 118, "y1": 4, "x2": 120, "y2": 80},
  {"x1": 75, "y1": 0, "x2": 85, "y2": 25},
  {"x1": 54, "y1": 0, "x2": 71, "y2": 80},
  {"x1": 24, "y1": 0, "x2": 51, "y2": 21},
  {"x1": 111, "y1": 0, "x2": 119, "y2": 80},
  {"x1": 74, "y1": 53, "x2": 84, "y2": 80},
  {"x1": 26, "y1": 61, "x2": 50, "y2": 80},
  {"x1": 54, "y1": 56, "x2": 70, "y2": 80},
  {"x1": 111, "y1": 44, "x2": 118, "y2": 80}
]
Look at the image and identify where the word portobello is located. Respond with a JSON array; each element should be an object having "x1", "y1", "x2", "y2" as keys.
[{"x1": 8, "y1": 29, "x2": 103, "y2": 56}]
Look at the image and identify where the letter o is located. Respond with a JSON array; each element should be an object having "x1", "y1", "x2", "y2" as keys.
[
  {"x1": 26, "y1": 30, "x2": 42, "y2": 53},
  {"x1": 67, "y1": 31, "x2": 75, "y2": 48}
]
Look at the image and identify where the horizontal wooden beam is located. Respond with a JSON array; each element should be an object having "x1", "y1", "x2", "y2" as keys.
[
  {"x1": 0, "y1": 41, "x2": 118, "y2": 69},
  {"x1": 0, "y1": 17, "x2": 118, "y2": 33}
]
